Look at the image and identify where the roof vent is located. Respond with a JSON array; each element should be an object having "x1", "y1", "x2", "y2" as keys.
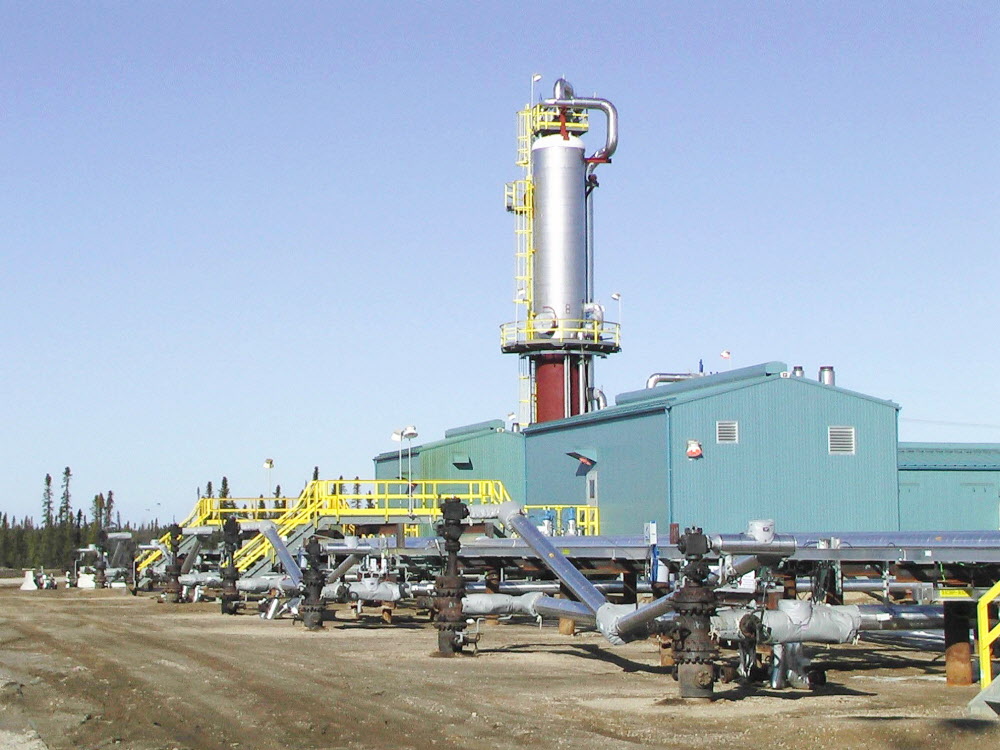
[{"x1": 819, "y1": 366, "x2": 836, "y2": 386}]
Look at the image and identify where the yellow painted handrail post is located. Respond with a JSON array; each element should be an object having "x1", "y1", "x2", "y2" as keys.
[{"x1": 978, "y1": 579, "x2": 1000, "y2": 689}]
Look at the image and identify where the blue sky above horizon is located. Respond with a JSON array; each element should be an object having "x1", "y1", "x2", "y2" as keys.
[{"x1": 2, "y1": 3, "x2": 997, "y2": 523}]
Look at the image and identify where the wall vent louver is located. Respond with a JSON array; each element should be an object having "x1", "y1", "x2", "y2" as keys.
[
  {"x1": 828, "y1": 426, "x2": 856, "y2": 455},
  {"x1": 716, "y1": 421, "x2": 739, "y2": 444}
]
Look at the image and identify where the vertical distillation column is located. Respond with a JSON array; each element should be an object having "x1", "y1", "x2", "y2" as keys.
[
  {"x1": 532, "y1": 130, "x2": 589, "y2": 423},
  {"x1": 502, "y1": 79, "x2": 620, "y2": 425}
]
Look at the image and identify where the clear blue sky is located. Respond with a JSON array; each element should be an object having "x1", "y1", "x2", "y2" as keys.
[{"x1": 3, "y1": 3, "x2": 997, "y2": 523}]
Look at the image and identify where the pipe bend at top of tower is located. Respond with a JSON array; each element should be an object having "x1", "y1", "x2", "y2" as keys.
[
  {"x1": 542, "y1": 84, "x2": 618, "y2": 163},
  {"x1": 552, "y1": 77, "x2": 575, "y2": 100}
]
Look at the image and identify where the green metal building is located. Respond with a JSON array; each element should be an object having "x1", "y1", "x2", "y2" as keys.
[
  {"x1": 523, "y1": 362, "x2": 901, "y2": 534},
  {"x1": 897, "y1": 443, "x2": 1000, "y2": 530},
  {"x1": 372, "y1": 420, "x2": 526, "y2": 504},
  {"x1": 371, "y1": 366, "x2": 1000, "y2": 536}
]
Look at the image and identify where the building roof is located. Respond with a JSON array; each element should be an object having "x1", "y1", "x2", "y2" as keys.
[
  {"x1": 526, "y1": 361, "x2": 898, "y2": 435},
  {"x1": 898, "y1": 443, "x2": 1000, "y2": 470},
  {"x1": 372, "y1": 420, "x2": 520, "y2": 462}
]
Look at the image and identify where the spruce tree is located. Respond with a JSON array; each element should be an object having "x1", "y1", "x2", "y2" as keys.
[
  {"x1": 41, "y1": 474, "x2": 54, "y2": 566},
  {"x1": 104, "y1": 490, "x2": 114, "y2": 528},
  {"x1": 58, "y1": 468, "x2": 73, "y2": 565},
  {"x1": 92, "y1": 494, "x2": 105, "y2": 532},
  {"x1": 58, "y1": 467, "x2": 72, "y2": 525},
  {"x1": 0, "y1": 513, "x2": 8, "y2": 569},
  {"x1": 41, "y1": 474, "x2": 53, "y2": 527},
  {"x1": 219, "y1": 476, "x2": 233, "y2": 511}
]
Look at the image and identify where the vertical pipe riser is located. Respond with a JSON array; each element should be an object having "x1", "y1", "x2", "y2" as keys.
[{"x1": 434, "y1": 498, "x2": 470, "y2": 655}]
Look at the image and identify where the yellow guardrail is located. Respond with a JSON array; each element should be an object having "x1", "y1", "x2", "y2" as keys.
[
  {"x1": 134, "y1": 503, "x2": 213, "y2": 572},
  {"x1": 231, "y1": 479, "x2": 516, "y2": 573},
  {"x1": 500, "y1": 319, "x2": 621, "y2": 349},
  {"x1": 140, "y1": 479, "x2": 603, "y2": 573},
  {"x1": 525, "y1": 505, "x2": 600, "y2": 536},
  {"x1": 978, "y1": 579, "x2": 1000, "y2": 689}
]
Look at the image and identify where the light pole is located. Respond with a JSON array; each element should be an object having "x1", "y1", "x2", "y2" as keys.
[
  {"x1": 263, "y1": 458, "x2": 274, "y2": 499},
  {"x1": 611, "y1": 292, "x2": 622, "y2": 344},
  {"x1": 391, "y1": 430, "x2": 404, "y2": 482},
  {"x1": 403, "y1": 426, "x2": 418, "y2": 514},
  {"x1": 530, "y1": 73, "x2": 542, "y2": 107},
  {"x1": 391, "y1": 426, "x2": 419, "y2": 513}
]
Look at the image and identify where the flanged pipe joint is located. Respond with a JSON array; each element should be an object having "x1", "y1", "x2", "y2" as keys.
[
  {"x1": 299, "y1": 536, "x2": 328, "y2": 630},
  {"x1": 672, "y1": 527, "x2": 719, "y2": 699},
  {"x1": 163, "y1": 523, "x2": 184, "y2": 603},
  {"x1": 220, "y1": 516, "x2": 241, "y2": 615},
  {"x1": 434, "y1": 497, "x2": 470, "y2": 655}
]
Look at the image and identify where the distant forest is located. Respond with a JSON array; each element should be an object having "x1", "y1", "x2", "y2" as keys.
[{"x1": 1, "y1": 468, "x2": 165, "y2": 571}]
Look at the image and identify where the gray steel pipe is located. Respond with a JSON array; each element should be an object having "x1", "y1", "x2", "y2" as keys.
[
  {"x1": 646, "y1": 373, "x2": 701, "y2": 388},
  {"x1": 237, "y1": 574, "x2": 297, "y2": 594},
  {"x1": 710, "y1": 533, "x2": 797, "y2": 557},
  {"x1": 259, "y1": 522, "x2": 303, "y2": 586},
  {"x1": 795, "y1": 576, "x2": 909, "y2": 593},
  {"x1": 608, "y1": 594, "x2": 677, "y2": 642},
  {"x1": 792, "y1": 531, "x2": 1000, "y2": 548},
  {"x1": 408, "y1": 580, "x2": 655, "y2": 597},
  {"x1": 326, "y1": 554, "x2": 360, "y2": 582},
  {"x1": 713, "y1": 601, "x2": 945, "y2": 645},
  {"x1": 460, "y1": 591, "x2": 596, "y2": 623},
  {"x1": 552, "y1": 77, "x2": 575, "y2": 100},
  {"x1": 497, "y1": 502, "x2": 608, "y2": 614},
  {"x1": 707, "y1": 555, "x2": 767, "y2": 587},
  {"x1": 542, "y1": 95, "x2": 618, "y2": 163},
  {"x1": 587, "y1": 387, "x2": 607, "y2": 411},
  {"x1": 855, "y1": 603, "x2": 944, "y2": 631}
]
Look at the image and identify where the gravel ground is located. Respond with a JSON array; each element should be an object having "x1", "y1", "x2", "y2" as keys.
[{"x1": 1, "y1": 587, "x2": 997, "y2": 749}]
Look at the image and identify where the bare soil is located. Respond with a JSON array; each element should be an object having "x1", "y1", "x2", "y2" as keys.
[{"x1": 0, "y1": 587, "x2": 997, "y2": 750}]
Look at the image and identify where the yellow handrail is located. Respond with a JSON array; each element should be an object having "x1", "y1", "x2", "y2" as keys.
[
  {"x1": 500, "y1": 319, "x2": 621, "y2": 349},
  {"x1": 978, "y1": 579, "x2": 1000, "y2": 688},
  {"x1": 230, "y1": 479, "x2": 517, "y2": 573},
  {"x1": 134, "y1": 502, "x2": 213, "y2": 571},
  {"x1": 140, "y1": 480, "x2": 603, "y2": 573},
  {"x1": 524, "y1": 505, "x2": 601, "y2": 536}
]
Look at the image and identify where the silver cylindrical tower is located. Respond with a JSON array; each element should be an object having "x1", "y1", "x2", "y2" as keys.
[{"x1": 531, "y1": 134, "x2": 587, "y2": 338}]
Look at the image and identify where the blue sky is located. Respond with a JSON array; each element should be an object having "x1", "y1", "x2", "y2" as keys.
[{"x1": 2, "y1": 3, "x2": 997, "y2": 523}]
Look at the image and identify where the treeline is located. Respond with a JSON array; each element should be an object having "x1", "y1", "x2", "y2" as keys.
[{"x1": 1, "y1": 468, "x2": 165, "y2": 571}]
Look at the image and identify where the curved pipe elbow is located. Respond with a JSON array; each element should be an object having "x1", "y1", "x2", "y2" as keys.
[
  {"x1": 542, "y1": 96, "x2": 618, "y2": 163},
  {"x1": 552, "y1": 77, "x2": 575, "y2": 100}
]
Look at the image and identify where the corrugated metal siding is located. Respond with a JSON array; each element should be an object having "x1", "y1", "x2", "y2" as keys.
[
  {"x1": 373, "y1": 450, "x2": 422, "y2": 482},
  {"x1": 898, "y1": 443, "x2": 1000, "y2": 470},
  {"x1": 525, "y1": 410, "x2": 669, "y2": 535},
  {"x1": 373, "y1": 431, "x2": 526, "y2": 503},
  {"x1": 667, "y1": 378, "x2": 899, "y2": 533},
  {"x1": 898, "y1": 469, "x2": 1000, "y2": 530}
]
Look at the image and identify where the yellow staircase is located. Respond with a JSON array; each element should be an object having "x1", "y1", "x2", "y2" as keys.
[{"x1": 138, "y1": 478, "x2": 601, "y2": 575}]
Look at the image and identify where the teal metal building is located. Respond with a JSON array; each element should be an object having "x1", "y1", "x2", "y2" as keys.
[
  {"x1": 897, "y1": 443, "x2": 1000, "y2": 530},
  {"x1": 372, "y1": 420, "x2": 526, "y2": 504},
  {"x1": 523, "y1": 362, "x2": 901, "y2": 534},
  {"x1": 371, "y1": 365, "x2": 1000, "y2": 536}
]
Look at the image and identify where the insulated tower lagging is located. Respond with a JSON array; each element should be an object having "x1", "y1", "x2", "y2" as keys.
[{"x1": 502, "y1": 78, "x2": 621, "y2": 425}]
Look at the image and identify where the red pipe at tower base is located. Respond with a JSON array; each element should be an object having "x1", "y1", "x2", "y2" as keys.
[{"x1": 534, "y1": 354, "x2": 585, "y2": 424}]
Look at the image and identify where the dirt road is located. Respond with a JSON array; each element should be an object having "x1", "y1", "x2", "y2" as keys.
[{"x1": 0, "y1": 587, "x2": 997, "y2": 749}]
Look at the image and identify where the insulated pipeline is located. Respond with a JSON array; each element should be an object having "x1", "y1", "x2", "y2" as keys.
[
  {"x1": 497, "y1": 502, "x2": 607, "y2": 614},
  {"x1": 259, "y1": 522, "x2": 303, "y2": 587}
]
